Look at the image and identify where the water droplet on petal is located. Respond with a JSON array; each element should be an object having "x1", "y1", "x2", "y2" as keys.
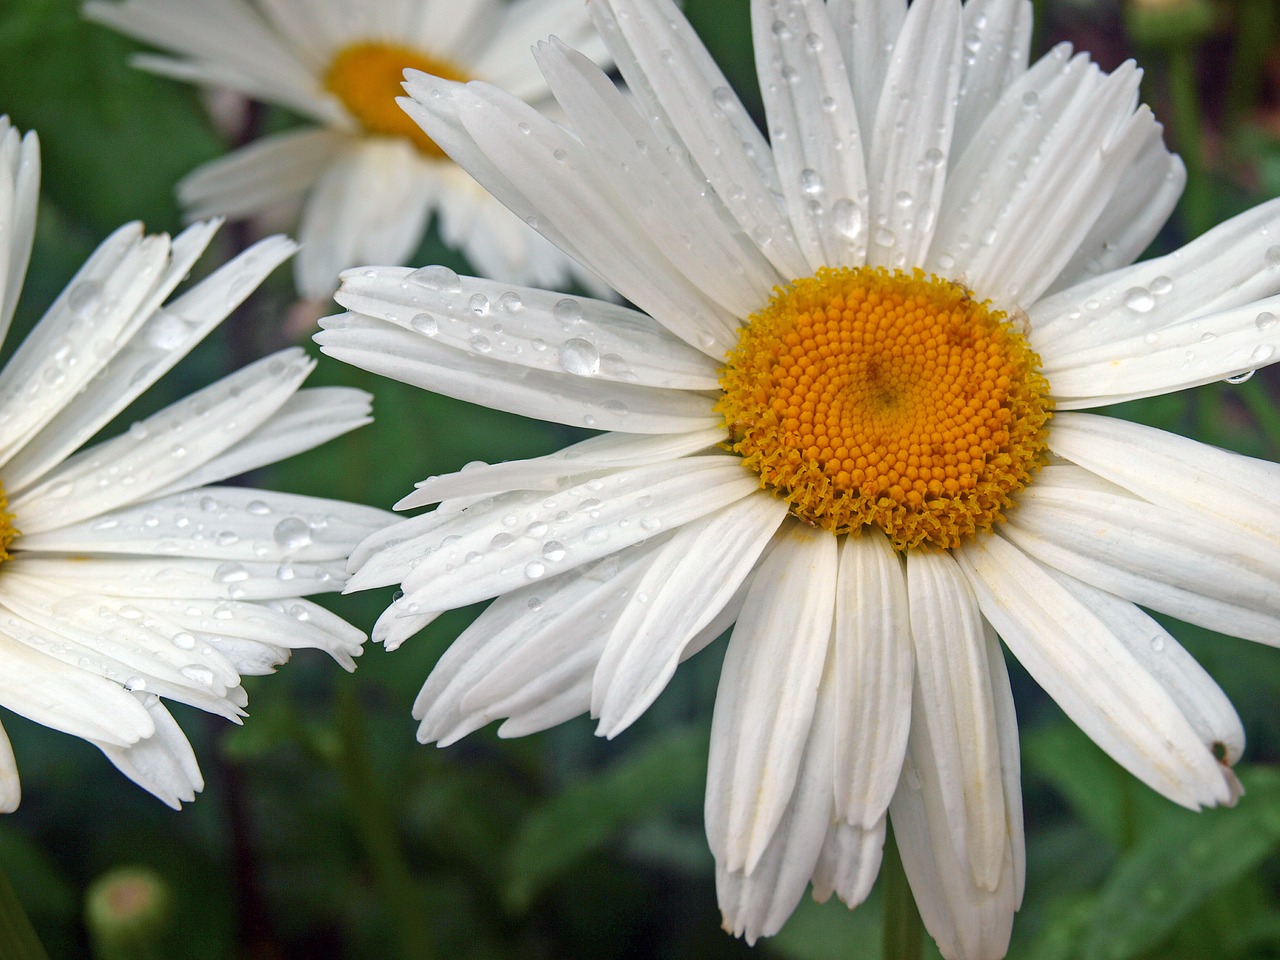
[
  {"x1": 406, "y1": 265, "x2": 462, "y2": 293},
  {"x1": 273, "y1": 517, "x2": 312, "y2": 550},
  {"x1": 559, "y1": 338, "x2": 601, "y2": 375},
  {"x1": 541, "y1": 541, "x2": 566, "y2": 562},
  {"x1": 1123, "y1": 287, "x2": 1155, "y2": 313},
  {"x1": 411, "y1": 312, "x2": 438, "y2": 336}
]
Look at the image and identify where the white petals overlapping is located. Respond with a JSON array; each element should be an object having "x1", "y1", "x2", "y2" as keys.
[
  {"x1": 0, "y1": 120, "x2": 388, "y2": 810},
  {"x1": 326, "y1": 0, "x2": 1280, "y2": 955},
  {"x1": 86, "y1": 0, "x2": 613, "y2": 297}
]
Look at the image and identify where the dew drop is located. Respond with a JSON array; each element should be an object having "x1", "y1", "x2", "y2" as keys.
[
  {"x1": 1123, "y1": 287, "x2": 1155, "y2": 313},
  {"x1": 1225, "y1": 370, "x2": 1255, "y2": 384},
  {"x1": 1149, "y1": 276, "x2": 1173, "y2": 296},
  {"x1": 524, "y1": 561, "x2": 546, "y2": 579},
  {"x1": 526, "y1": 521, "x2": 549, "y2": 538},
  {"x1": 1149, "y1": 635, "x2": 1165, "y2": 652},
  {"x1": 499, "y1": 291, "x2": 523, "y2": 313},
  {"x1": 1265, "y1": 245, "x2": 1280, "y2": 268},
  {"x1": 410, "y1": 313, "x2": 438, "y2": 336},
  {"x1": 273, "y1": 517, "x2": 312, "y2": 550},
  {"x1": 640, "y1": 515, "x2": 662, "y2": 531},
  {"x1": 469, "y1": 335, "x2": 492, "y2": 354},
  {"x1": 181, "y1": 664, "x2": 215, "y2": 686},
  {"x1": 213, "y1": 561, "x2": 250, "y2": 583},
  {"x1": 800, "y1": 168, "x2": 823, "y2": 195},
  {"x1": 541, "y1": 541, "x2": 566, "y2": 562},
  {"x1": 1251, "y1": 343, "x2": 1274, "y2": 365},
  {"x1": 559, "y1": 338, "x2": 601, "y2": 375},
  {"x1": 553, "y1": 298, "x2": 584, "y2": 324},
  {"x1": 1256, "y1": 311, "x2": 1277, "y2": 330},
  {"x1": 172, "y1": 632, "x2": 197, "y2": 650},
  {"x1": 406, "y1": 265, "x2": 462, "y2": 293},
  {"x1": 67, "y1": 280, "x2": 103, "y2": 318}
]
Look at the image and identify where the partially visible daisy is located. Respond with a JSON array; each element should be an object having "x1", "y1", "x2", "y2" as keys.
[
  {"x1": 318, "y1": 0, "x2": 1280, "y2": 956},
  {"x1": 0, "y1": 116, "x2": 390, "y2": 811},
  {"x1": 83, "y1": 0, "x2": 612, "y2": 301}
]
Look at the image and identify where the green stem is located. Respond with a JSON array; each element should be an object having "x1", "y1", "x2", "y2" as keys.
[
  {"x1": 334, "y1": 685, "x2": 435, "y2": 960},
  {"x1": 882, "y1": 827, "x2": 923, "y2": 960},
  {"x1": 1165, "y1": 45, "x2": 1214, "y2": 239},
  {"x1": 0, "y1": 861, "x2": 49, "y2": 960}
]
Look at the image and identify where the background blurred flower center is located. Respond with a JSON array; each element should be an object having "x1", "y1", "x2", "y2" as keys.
[{"x1": 323, "y1": 42, "x2": 467, "y2": 158}]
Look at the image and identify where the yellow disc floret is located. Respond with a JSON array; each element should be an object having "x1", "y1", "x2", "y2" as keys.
[
  {"x1": 324, "y1": 42, "x2": 469, "y2": 158},
  {"x1": 0, "y1": 485, "x2": 17, "y2": 562},
  {"x1": 717, "y1": 267, "x2": 1052, "y2": 550}
]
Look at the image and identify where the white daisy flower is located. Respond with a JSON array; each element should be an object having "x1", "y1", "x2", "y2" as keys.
[
  {"x1": 83, "y1": 0, "x2": 612, "y2": 301},
  {"x1": 0, "y1": 117, "x2": 391, "y2": 812},
  {"x1": 316, "y1": 0, "x2": 1280, "y2": 955}
]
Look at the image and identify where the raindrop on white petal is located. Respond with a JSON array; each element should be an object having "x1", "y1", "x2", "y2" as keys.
[
  {"x1": 1149, "y1": 276, "x2": 1173, "y2": 296},
  {"x1": 406, "y1": 265, "x2": 462, "y2": 293},
  {"x1": 560, "y1": 339, "x2": 600, "y2": 375},
  {"x1": 67, "y1": 280, "x2": 103, "y2": 318},
  {"x1": 273, "y1": 517, "x2": 312, "y2": 549},
  {"x1": 541, "y1": 541, "x2": 566, "y2": 562},
  {"x1": 1123, "y1": 287, "x2": 1155, "y2": 313},
  {"x1": 1257, "y1": 312, "x2": 1277, "y2": 330},
  {"x1": 1149, "y1": 635, "x2": 1165, "y2": 652},
  {"x1": 181, "y1": 664, "x2": 215, "y2": 686},
  {"x1": 411, "y1": 312, "x2": 439, "y2": 336},
  {"x1": 172, "y1": 632, "x2": 196, "y2": 650},
  {"x1": 524, "y1": 561, "x2": 546, "y2": 579},
  {"x1": 214, "y1": 562, "x2": 250, "y2": 583},
  {"x1": 1265, "y1": 245, "x2": 1280, "y2": 268},
  {"x1": 1225, "y1": 370, "x2": 1255, "y2": 384}
]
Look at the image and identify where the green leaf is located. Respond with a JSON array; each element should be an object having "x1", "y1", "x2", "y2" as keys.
[
  {"x1": 503, "y1": 725, "x2": 709, "y2": 913},
  {"x1": 1079, "y1": 766, "x2": 1280, "y2": 960}
]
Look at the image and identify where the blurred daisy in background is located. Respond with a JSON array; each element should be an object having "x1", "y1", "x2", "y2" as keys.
[
  {"x1": 317, "y1": 0, "x2": 1280, "y2": 955},
  {"x1": 83, "y1": 0, "x2": 612, "y2": 302},
  {"x1": 0, "y1": 117, "x2": 389, "y2": 812}
]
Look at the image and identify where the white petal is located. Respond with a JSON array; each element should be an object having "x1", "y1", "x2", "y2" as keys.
[
  {"x1": 413, "y1": 542, "x2": 663, "y2": 745},
  {"x1": 955, "y1": 532, "x2": 1233, "y2": 808},
  {"x1": 593, "y1": 492, "x2": 787, "y2": 737},
  {"x1": 177, "y1": 128, "x2": 341, "y2": 219},
  {"x1": 832, "y1": 531, "x2": 912, "y2": 829},
  {"x1": 394, "y1": 456, "x2": 759, "y2": 612},
  {"x1": 318, "y1": 312, "x2": 718, "y2": 436},
  {"x1": 11, "y1": 350, "x2": 315, "y2": 532},
  {"x1": 810, "y1": 817, "x2": 885, "y2": 909},
  {"x1": 866, "y1": 0, "x2": 962, "y2": 270},
  {"x1": 905, "y1": 549, "x2": 1006, "y2": 891},
  {"x1": 95, "y1": 695, "x2": 202, "y2": 809},
  {"x1": 1042, "y1": 293, "x2": 1280, "y2": 407},
  {"x1": 752, "y1": 0, "x2": 869, "y2": 269},
  {"x1": 0, "y1": 121, "x2": 39, "y2": 345},
  {"x1": 3, "y1": 233, "x2": 297, "y2": 495},
  {"x1": 396, "y1": 429, "x2": 723, "y2": 510},
  {"x1": 535, "y1": 38, "x2": 779, "y2": 315},
  {"x1": 1047, "y1": 411, "x2": 1280, "y2": 540},
  {"x1": 333, "y1": 267, "x2": 720, "y2": 391},
  {"x1": 1032, "y1": 197, "x2": 1280, "y2": 352},
  {"x1": 295, "y1": 141, "x2": 434, "y2": 299},
  {"x1": 1005, "y1": 464, "x2": 1280, "y2": 643},
  {"x1": 826, "y1": 0, "x2": 907, "y2": 143},
  {"x1": 717, "y1": 645, "x2": 839, "y2": 945},
  {"x1": 587, "y1": 0, "x2": 809, "y2": 279},
  {"x1": 951, "y1": 0, "x2": 1033, "y2": 157},
  {"x1": 889, "y1": 634, "x2": 1020, "y2": 960},
  {"x1": 0, "y1": 719, "x2": 19, "y2": 813},
  {"x1": 705, "y1": 523, "x2": 837, "y2": 874},
  {"x1": 149, "y1": 386, "x2": 374, "y2": 498}
]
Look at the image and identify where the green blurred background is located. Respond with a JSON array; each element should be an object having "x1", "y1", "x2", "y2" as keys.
[{"x1": 0, "y1": 0, "x2": 1278, "y2": 957}]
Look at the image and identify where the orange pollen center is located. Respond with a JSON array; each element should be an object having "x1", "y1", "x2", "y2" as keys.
[
  {"x1": 716, "y1": 267, "x2": 1053, "y2": 550},
  {"x1": 323, "y1": 42, "x2": 469, "y2": 158}
]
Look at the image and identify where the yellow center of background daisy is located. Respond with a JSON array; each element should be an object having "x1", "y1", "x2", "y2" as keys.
[
  {"x1": 0, "y1": 486, "x2": 17, "y2": 561},
  {"x1": 324, "y1": 42, "x2": 468, "y2": 158},
  {"x1": 717, "y1": 267, "x2": 1052, "y2": 550}
]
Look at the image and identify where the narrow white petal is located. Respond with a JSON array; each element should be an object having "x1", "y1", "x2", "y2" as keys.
[
  {"x1": 333, "y1": 267, "x2": 720, "y2": 391},
  {"x1": 1032, "y1": 197, "x2": 1280, "y2": 351},
  {"x1": 866, "y1": 0, "x2": 962, "y2": 270},
  {"x1": 0, "y1": 719, "x2": 19, "y2": 813},
  {"x1": 1046, "y1": 567, "x2": 1244, "y2": 768},
  {"x1": 95, "y1": 695, "x2": 202, "y2": 809},
  {"x1": 396, "y1": 457, "x2": 759, "y2": 613},
  {"x1": 826, "y1": 0, "x2": 907, "y2": 142},
  {"x1": 889, "y1": 647, "x2": 1020, "y2": 960},
  {"x1": 0, "y1": 121, "x2": 39, "y2": 345},
  {"x1": 1047, "y1": 411, "x2": 1280, "y2": 539},
  {"x1": 535, "y1": 38, "x2": 779, "y2": 315},
  {"x1": 593, "y1": 493, "x2": 788, "y2": 737},
  {"x1": 832, "y1": 531, "x2": 912, "y2": 829},
  {"x1": 1005, "y1": 464, "x2": 1280, "y2": 643},
  {"x1": 705, "y1": 523, "x2": 837, "y2": 874},
  {"x1": 11, "y1": 350, "x2": 315, "y2": 532},
  {"x1": 318, "y1": 313, "x2": 719, "y2": 435},
  {"x1": 906, "y1": 549, "x2": 1006, "y2": 891},
  {"x1": 810, "y1": 817, "x2": 885, "y2": 909},
  {"x1": 956, "y1": 532, "x2": 1233, "y2": 808},
  {"x1": 717, "y1": 648, "x2": 839, "y2": 945},
  {"x1": 753, "y1": 0, "x2": 869, "y2": 269},
  {"x1": 177, "y1": 129, "x2": 341, "y2": 219},
  {"x1": 951, "y1": 0, "x2": 1033, "y2": 157},
  {"x1": 587, "y1": 0, "x2": 810, "y2": 279},
  {"x1": 1043, "y1": 293, "x2": 1280, "y2": 407},
  {"x1": 396, "y1": 429, "x2": 723, "y2": 510},
  {"x1": 3, "y1": 233, "x2": 297, "y2": 495}
]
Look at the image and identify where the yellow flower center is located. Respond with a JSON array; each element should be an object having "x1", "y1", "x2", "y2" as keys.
[
  {"x1": 323, "y1": 42, "x2": 469, "y2": 158},
  {"x1": 716, "y1": 267, "x2": 1052, "y2": 550},
  {"x1": 0, "y1": 485, "x2": 17, "y2": 561}
]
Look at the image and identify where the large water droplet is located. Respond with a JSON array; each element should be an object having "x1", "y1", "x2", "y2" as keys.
[
  {"x1": 541, "y1": 541, "x2": 566, "y2": 562},
  {"x1": 406, "y1": 265, "x2": 462, "y2": 292},
  {"x1": 411, "y1": 312, "x2": 438, "y2": 336},
  {"x1": 1123, "y1": 287, "x2": 1155, "y2": 313},
  {"x1": 273, "y1": 517, "x2": 312, "y2": 550},
  {"x1": 559, "y1": 338, "x2": 601, "y2": 375}
]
